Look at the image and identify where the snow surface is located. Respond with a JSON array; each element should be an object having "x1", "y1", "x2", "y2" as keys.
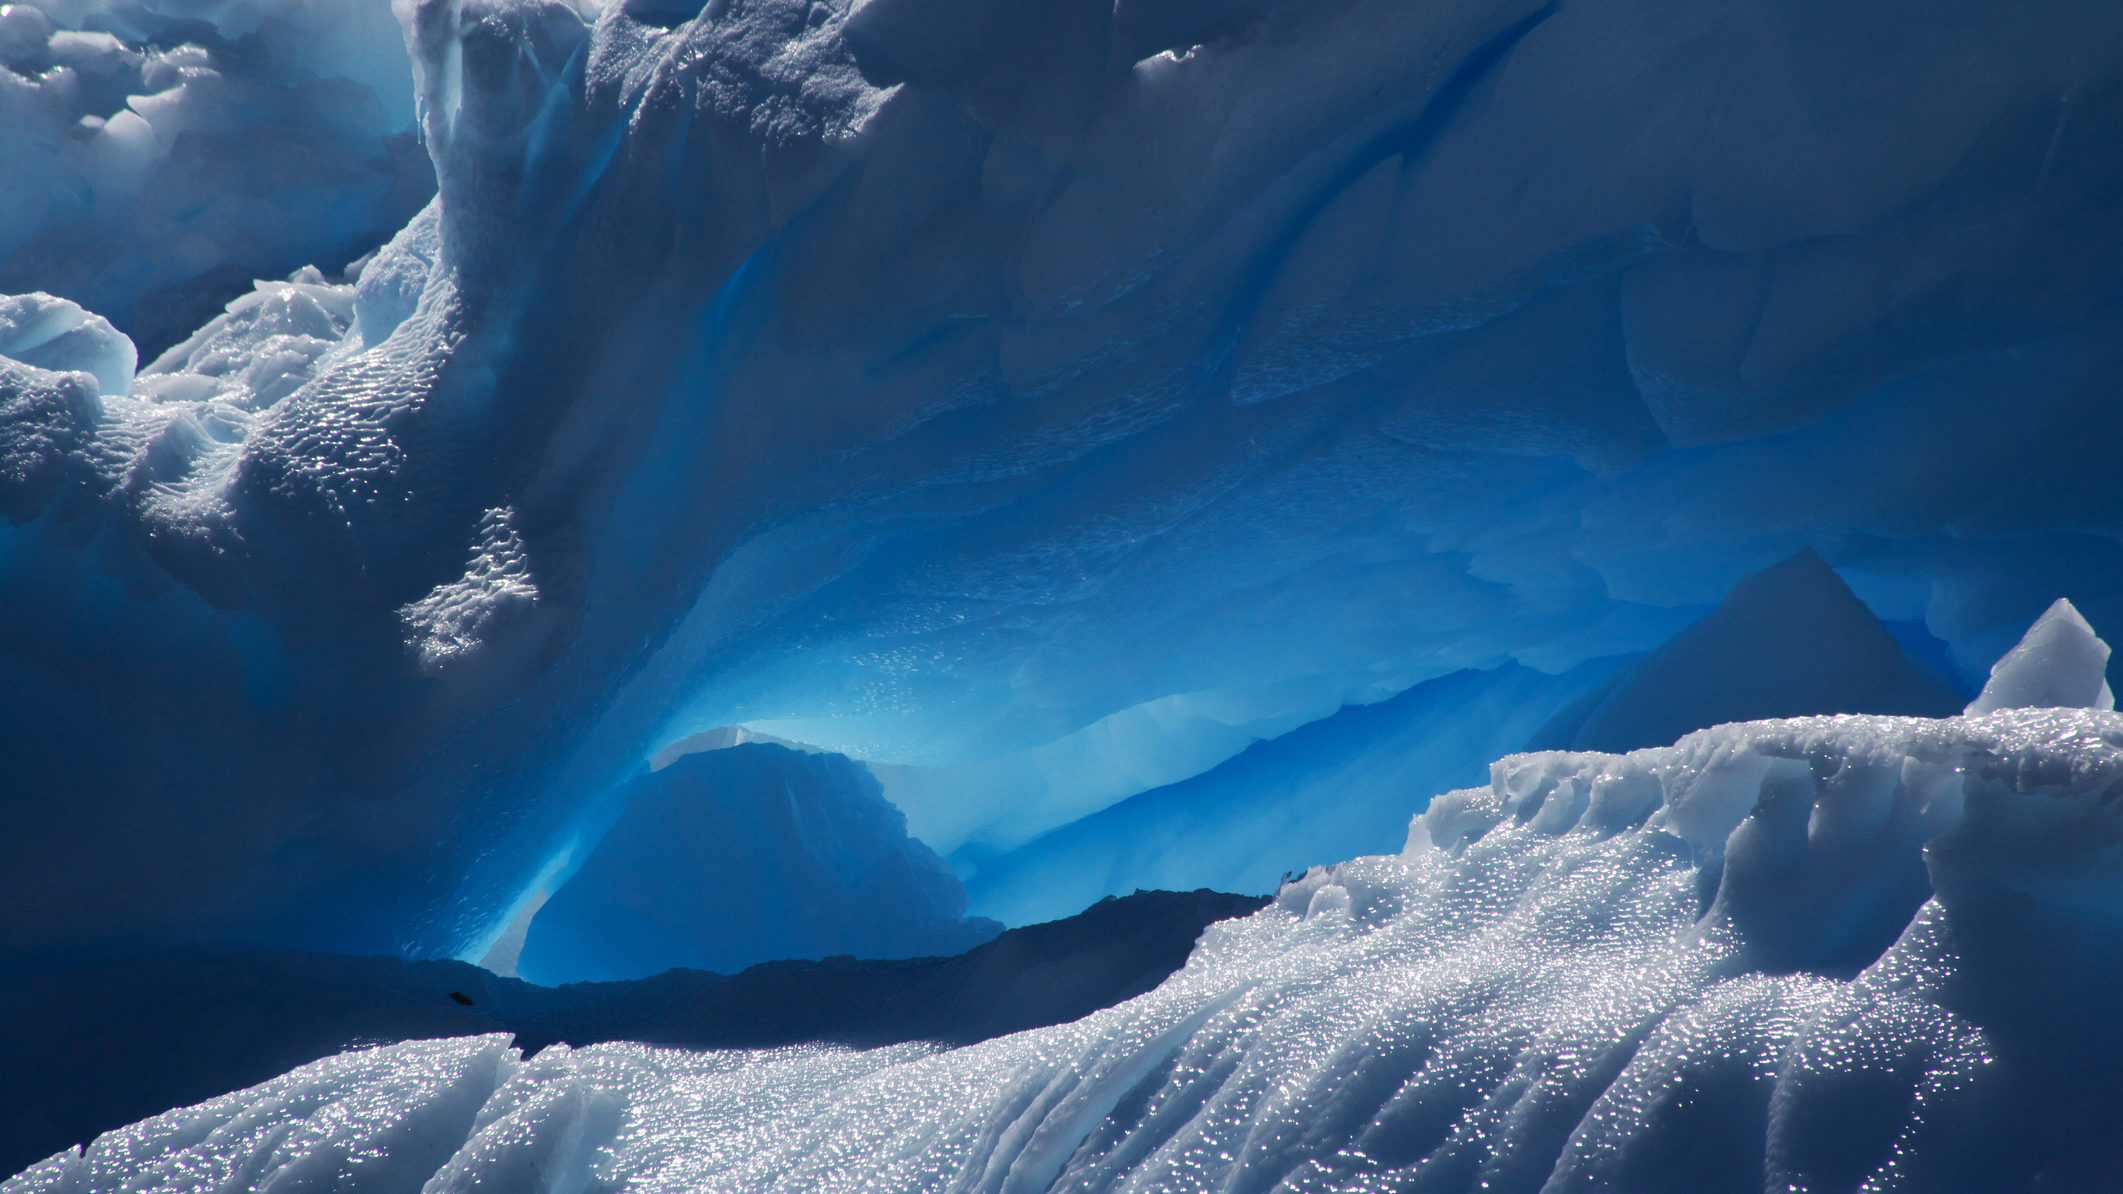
[
  {"x1": 17, "y1": 705, "x2": 2123, "y2": 1192},
  {"x1": 4, "y1": 0, "x2": 2123, "y2": 968}
]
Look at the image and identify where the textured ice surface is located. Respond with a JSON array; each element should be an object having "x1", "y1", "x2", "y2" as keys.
[
  {"x1": 515, "y1": 743, "x2": 999, "y2": 984},
  {"x1": 0, "y1": 889, "x2": 1260, "y2": 1177},
  {"x1": 1964, "y1": 598, "x2": 2115, "y2": 716},
  {"x1": 0, "y1": 293, "x2": 134, "y2": 396},
  {"x1": 0, "y1": 0, "x2": 432, "y2": 356},
  {"x1": 19, "y1": 708, "x2": 2123, "y2": 1192},
  {"x1": 5, "y1": 0, "x2": 2123, "y2": 966}
]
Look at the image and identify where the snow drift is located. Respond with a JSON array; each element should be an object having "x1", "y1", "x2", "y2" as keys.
[
  {"x1": 17, "y1": 701, "x2": 2123, "y2": 1192},
  {"x1": 4, "y1": 0, "x2": 2123, "y2": 968}
]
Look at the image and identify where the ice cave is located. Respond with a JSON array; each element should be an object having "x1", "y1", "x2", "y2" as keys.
[{"x1": 3, "y1": 0, "x2": 2122, "y2": 1188}]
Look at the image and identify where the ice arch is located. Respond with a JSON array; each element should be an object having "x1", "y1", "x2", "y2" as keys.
[{"x1": 1, "y1": 0, "x2": 2121, "y2": 964}]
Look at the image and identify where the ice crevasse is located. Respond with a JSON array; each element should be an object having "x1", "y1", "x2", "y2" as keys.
[{"x1": 19, "y1": 699, "x2": 2123, "y2": 1193}]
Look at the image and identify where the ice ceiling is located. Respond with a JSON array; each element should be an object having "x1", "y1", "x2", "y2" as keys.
[{"x1": 1, "y1": 0, "x2": 2121, "y2": 966}]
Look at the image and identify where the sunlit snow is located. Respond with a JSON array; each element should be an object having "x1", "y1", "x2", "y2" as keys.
[{"x1": 18, "y1": 702, "x2": 2123, "y2": 1192}]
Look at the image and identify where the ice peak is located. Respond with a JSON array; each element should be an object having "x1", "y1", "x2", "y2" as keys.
[{"x1": 1965, "y1": 597, "x2": 2115, "y2": 716}]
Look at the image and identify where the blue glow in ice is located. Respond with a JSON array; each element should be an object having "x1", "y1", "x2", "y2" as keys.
[{"x1": 0, "y1": 0, "x2": 2120, "y2": 978}]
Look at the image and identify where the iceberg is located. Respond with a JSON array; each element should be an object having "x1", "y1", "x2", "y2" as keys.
[
  {"x1": 3, "y1": 0, "x2": 2123, "y2": 977},
  {"x1": 16, "y1": 703, "x2": 2123, "y2": 1192},
  {"x1": 2, "y1": 0, "x2": 2119, "y2": 1183}
]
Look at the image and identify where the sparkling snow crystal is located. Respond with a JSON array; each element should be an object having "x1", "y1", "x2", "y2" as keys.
[{"x1": 18, "y1": 705, "x2": 2123, "y2": 1192}]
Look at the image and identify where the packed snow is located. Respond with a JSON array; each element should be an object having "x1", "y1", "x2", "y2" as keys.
[
  {"x1": 18, "y1": 698, "x2": 2123, "y2": 1192},
  {"x1": 3, "y1": 0, "x2": 2123, "y2": 972}
]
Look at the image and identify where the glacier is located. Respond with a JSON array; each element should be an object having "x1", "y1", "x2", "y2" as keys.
[
  {"x1": 3, "y1": 0, "x2": 2123, "y2": 975},
  {"x1": 15, "y1": 702, "x2": 2123, "y2": 1192}
]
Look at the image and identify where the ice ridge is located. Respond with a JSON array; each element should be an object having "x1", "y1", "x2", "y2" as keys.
[{"x1": 16, "y1": 706, "x2": 2123, "y2": 1192}]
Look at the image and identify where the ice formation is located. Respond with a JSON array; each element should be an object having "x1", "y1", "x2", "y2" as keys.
[
  {"x1": 964, "y1": 661, "x2": 1613, "y2": 926},
  {"x1": 513, "y1": 742, "x2": 999, "y2": 984},
  {"x1": 3, "y1": 0, "x2": 2123, "y2": 971},
  {"x1": 1964, "y1": 597, "x2": 2115, "y2": 716},
  {"x1": 1534, "y1": 549, "x2": 1966, "y2": 754},
  {"x1": 0, "y1": 294, "x2": 135, "y2": 396},
  {"x1": 0, "y1": 889, "x2": 1260, "y2": 1176},
  {"x1": 969, "y1": 550, "x2": 1970, "y2": 924},
  {"x1": 0, "y1": 0, "x2": 433, "y2": 355},
  {"x1": 19, "y1": 705, "x2": 2123, "y2": 1192}
]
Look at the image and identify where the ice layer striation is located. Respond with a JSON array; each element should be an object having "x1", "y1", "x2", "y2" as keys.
[{"x1": 16, "y1": 704, "x2": 2123, "y2": 1192}]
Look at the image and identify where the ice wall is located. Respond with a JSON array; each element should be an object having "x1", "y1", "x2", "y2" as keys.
[
  {"x1": 19, "y1": 706, "x2": 2123, "y2": 1191},
  {"x1": 964, "y1": 660, "x2": 1614, "y2": 926},
  {"x1": 4, "y1": 0, "x2": 2123, "y2": 966},
  {"x1": 969, "y1": 550, "x2": 1970, "y2": 925}
]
